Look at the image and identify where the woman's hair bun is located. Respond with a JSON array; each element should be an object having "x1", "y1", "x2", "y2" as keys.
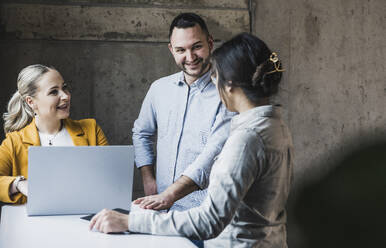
[{"x1": 251, "y1": 53, "x2": 284, "y2": 97}]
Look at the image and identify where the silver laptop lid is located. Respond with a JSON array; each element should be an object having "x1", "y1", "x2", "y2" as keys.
[{"x1": 27, "y1": 146, "x2": 134, "y2": 216}]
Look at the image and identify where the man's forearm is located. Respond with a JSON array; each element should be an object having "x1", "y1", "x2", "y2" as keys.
[
  {"x1": 133, "y1": 175, "x2": 199, "y2": 210},
  {"x1": 163, "y1": 176, "x2": 199, "y2": 202},
  {"x1": 140, "y1": 165, "x2": 157, "y2": 195},
  {"x1": 140, "y1": 165, "x2": 155, "y2": 182}
]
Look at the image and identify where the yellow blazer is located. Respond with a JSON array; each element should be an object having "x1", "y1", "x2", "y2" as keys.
[{"x1": 0, "y1": 118, "x2": 108, "y2": 204}]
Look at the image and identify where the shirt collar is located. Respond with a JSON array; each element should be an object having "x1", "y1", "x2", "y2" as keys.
[
  {"x1": 174, "y1": 70, "x2": 212, "y2": 92},
  {"x1": 231, "y1": 105, "x2": 281, "y2": 130}
]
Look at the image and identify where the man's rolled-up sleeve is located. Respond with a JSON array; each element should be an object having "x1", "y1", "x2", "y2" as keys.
[{"x1": 132, "y1": 85, "x2": 157, "y2": 168}]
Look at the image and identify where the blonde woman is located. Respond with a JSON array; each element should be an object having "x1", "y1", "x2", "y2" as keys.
[{"x1": 0, "y1": 64, "x2": 108, "y2": 205}]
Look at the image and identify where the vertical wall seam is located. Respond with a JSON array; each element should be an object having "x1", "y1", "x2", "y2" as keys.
[
  {"x1": 288, "y1": 2, "x2": 292, "y2": 124},
  {"x1": 248, "y1": 0, "x2": 256, "y2": 33}
]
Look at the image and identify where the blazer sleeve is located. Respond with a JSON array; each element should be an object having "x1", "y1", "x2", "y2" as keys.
[{"x1": 0, "y1": 134, "x2": 24, "y2": 204}]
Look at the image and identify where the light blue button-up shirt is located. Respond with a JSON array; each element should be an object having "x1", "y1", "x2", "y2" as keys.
[{"x1": 132, "y1": 70, "x2": 234, "y2": 210}]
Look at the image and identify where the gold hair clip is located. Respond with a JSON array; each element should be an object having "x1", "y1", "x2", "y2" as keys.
[{"x1": 265, "y1": 52, "x2": 285, "y2": 75}]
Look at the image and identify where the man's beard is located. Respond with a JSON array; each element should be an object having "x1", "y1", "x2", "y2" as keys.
[{"x1": 180, "y1": 56, "x2": 211, "y2": 78}]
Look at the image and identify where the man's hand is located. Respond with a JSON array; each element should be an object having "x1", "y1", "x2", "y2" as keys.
[
  {"x1": 134, "y1": 191, "x2": 174, "y2": 210},
  {"x1": 134, "y1": 175, "x2": 199, "y2": 210},
  {"x1": 140, "y1": 165, "x2": 157, "y2": 196},
  {"x1": 89, "y1": 209, "x2": 129, "y2": 234}
]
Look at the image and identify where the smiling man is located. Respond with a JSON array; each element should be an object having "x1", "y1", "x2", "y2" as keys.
[{"x1": 131, "y1": 13, "x2": 234, "y2": 211}]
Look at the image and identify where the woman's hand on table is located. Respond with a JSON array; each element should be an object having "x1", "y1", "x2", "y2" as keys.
[{"x1": 89, "y1": 209, "x2": 129, "y2": 233}]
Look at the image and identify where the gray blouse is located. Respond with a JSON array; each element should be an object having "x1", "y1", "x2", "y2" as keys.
[{"x1": 129, "y1": 105, "x2": 294, "y2": 248}]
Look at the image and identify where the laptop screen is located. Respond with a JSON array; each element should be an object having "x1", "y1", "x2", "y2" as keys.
[{"x1": 27, "y1": 146, "x2": 134, "y2": 216}]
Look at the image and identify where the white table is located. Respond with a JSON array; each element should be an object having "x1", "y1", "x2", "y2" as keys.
[{"x1": 0, "y1": 205, "x2": 197, "y2": 248}]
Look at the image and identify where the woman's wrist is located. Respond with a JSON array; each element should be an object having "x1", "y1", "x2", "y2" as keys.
[
  {"x1": 10, "y1": 180, "x2": 18, "y2": 195},
  {"x1": 9, "y1": 176, "x2": 26, "y2": 195}
]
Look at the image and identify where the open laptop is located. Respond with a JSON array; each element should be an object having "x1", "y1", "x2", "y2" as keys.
[{"x1": 27, "y1": 146, "x2": 134, "y2": 216}]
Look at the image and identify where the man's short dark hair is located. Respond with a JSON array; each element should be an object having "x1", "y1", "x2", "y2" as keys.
[{"x1": 169, "y1": 13, "x2": 210, "y2": 39}]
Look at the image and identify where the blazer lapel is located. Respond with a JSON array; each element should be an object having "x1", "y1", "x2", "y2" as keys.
[
  {"x1": 21, "y1": 119, "x2": 41, "y2": 146},
  {"x1": 64, "y1": 119, "x2": 89, "y2": 146}
]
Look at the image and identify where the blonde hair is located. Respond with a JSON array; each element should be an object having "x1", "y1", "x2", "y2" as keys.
[{"x1": 3, "y1": 64, "x2": 53, "y2": 133}]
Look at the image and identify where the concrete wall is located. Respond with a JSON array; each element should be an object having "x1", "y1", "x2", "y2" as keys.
[
  {"x1": 254, "y1": 0, "x2": 386, "y2": 186},
  {"x1": 254, "y1": 0, "x2": 386, "y2": 246},
  {"x1": 0, "y1": 0, "x2": 250, "y2": 200}
]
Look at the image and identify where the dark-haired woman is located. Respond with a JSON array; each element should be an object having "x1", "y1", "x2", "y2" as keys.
[
  {"x1": 90, "y1": 33, "x2": 293, "y2": 248},
  {"x1": 0, "y1": 64, "x2": 108, "y2": 204}
]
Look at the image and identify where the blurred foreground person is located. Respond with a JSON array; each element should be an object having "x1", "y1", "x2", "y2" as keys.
[{"x1": 294, "y1": 140, "x2": 386, "y2": 248}]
